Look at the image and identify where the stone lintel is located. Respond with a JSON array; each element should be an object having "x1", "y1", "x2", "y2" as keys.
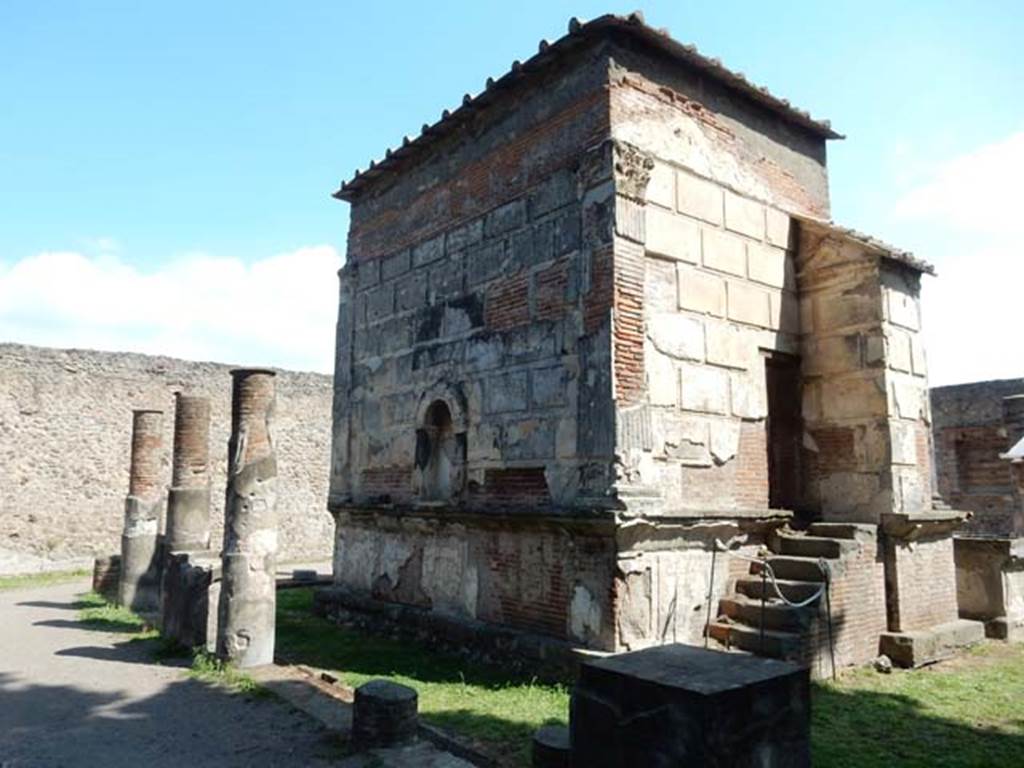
[
  {"x1": 335, "y1": 504, "x2": 618, "y2": 535},
  {"x1": 881, "y1": 511, "x2": 966, "y2": 541}
]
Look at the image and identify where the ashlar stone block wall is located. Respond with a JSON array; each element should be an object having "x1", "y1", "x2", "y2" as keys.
[{"x1": 0, "y1": 344, "x2": 334, "y2": 574}]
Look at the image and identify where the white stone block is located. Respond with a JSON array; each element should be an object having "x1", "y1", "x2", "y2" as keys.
[
  {"x1": 679, "y1": 363, "x2": 729, "y2": 414},
  {"x1": 890, "y1": 421, "x2": 918, "y2": 465},
  {"x1": 676, "y1": 171, "x2": 723, "y2": 225},
  {"x1": 886, "y1": 287, "x2": 920, "y2": 330},
  {"x1": 647, "y1": 312, "x2": 705, "y2": 361},
  {"x1": 646, "y1": 342, "x2": 679, "y2": 406},
  {"x1": 647, "y1": 161, "x2": 675, "y2": 209},
  {"x1": 724, "y1": 191, "x2": 765, "y2": 240},
  {"x1": 646, "y1": 207, "x2": 700, "y2": 263},
  {"x1": 727, "y1": 281, "x2": 771, "y2": 328},
  {"x1": 910, "y1": 335, "x2": 927, "y2": 377},
  {"x1": 765, "y1": 207, "x2": 792, "y2": 247},
  {"x1": 701, "y1": 228, "x2": 746, "y2": 276},
  {"x1": 887, "y1": 329, "x2": 912, "y2": 373},
  {"x1": 677, "y1": 265, "x2": 726, "y2": 317},
  {"x1": 731, "y1": 370, "x2": 768, "y2": 419},
  {"x1": 768, "y1": 290, "x2": 799, "y2": 334},
  {"x1": 710, "y1": 419, "x2": 741, "y2": 464},
  {"x1": 747, "y1": 242, "x2": 788, "y2": 288},
  {"x1": 705, "y1": 321, "x2": 753, "y2": 370},
  {"x1": 892, "y1": 378, "x2": 923, "y2": 421}
]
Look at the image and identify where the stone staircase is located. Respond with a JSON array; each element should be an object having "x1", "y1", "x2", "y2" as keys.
[{"x1": 708, "y1": 523, "x2": 863, "y2": 666}]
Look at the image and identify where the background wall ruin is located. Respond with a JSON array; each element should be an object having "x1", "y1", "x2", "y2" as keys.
[{"x1": 0, "y1": 343, "x2": 334, "y2": 574}]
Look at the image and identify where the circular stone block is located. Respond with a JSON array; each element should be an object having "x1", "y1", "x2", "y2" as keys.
[
  {"x1": 532, "y1": 725, "x2": 570, "y2": 767},
  {"x1": 352, "y1": 679, "x2": 419, "y2": 749}
]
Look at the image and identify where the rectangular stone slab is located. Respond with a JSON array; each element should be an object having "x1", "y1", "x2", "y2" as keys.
[{"x1": 570, "y1": 644, "x2": 810, "y2": 767}]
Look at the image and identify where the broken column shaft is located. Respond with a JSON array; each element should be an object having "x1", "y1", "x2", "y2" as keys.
[
  {"x1": 217, "y1": 368, "x2": 278, "y2": 668},
  {"x1": 119, "y1": 408, "x2": 165, "y2": 613},
  {"x1": 166, "y1": 393, "x2": 212, "y2": 551}
]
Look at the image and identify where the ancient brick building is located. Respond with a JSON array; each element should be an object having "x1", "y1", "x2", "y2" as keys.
[
  {"x1": 932, "y1": 379, "x2": 1024, "y2": 537},
  {"x1": 932, "y1": 379, "x2": 1024, "y2": 639},
  {"x1": 323, "y1": 14, "x2": 976, "y2": 672}
]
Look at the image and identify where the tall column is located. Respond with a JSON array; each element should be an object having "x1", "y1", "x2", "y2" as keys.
[
  {"x1": 217, "y1": 368, "x2": 278, "y2": 667},
  {"x1": 119, "y1": 408, "x2": 165, "y2": 613},
  {"x1": 166, "y1": 393, "x2": 212, "y2": 551}
]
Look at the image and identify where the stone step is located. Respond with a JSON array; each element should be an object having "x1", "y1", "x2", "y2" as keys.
[
  {"x1": 775, "y1": 534, "x2": 849, "y2": 559},
  {"x1": 707, "y1": 620, "x2": 803, "y2": 661},
  {"x1": 735, "y1": 577, "x2": 824, "y2": 603},
  {"x1": 808, "y1": 522, "x2": 872, "y2": 540},
  {"x1": 719, "y1": 596, "x2": 817, "y2": 632},
  {"x1": 751, "y1": 556, "x2": 828, "y2": 582}
]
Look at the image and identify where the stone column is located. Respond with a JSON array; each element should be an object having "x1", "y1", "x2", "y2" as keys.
[
  {"x1": 217, "y1": 368, "x2": 278, "y2": 667},
  {"x1": 119, "y1": 408, "x2": 165, "y2": 613},
  {"x1": 166, "y1": 393, "x2": 212, "y2": 551}
]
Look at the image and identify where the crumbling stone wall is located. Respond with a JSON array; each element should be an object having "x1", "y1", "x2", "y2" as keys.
[
  {"x1": 797, "y1": 229, "x2": 932, "y2": 521},
  {"x1": 931, "y1": 378, "x2": 1024, "y2": 535},
  {"x1": 0, "y1": 343, "x2": 334, "y2": 574},
  {"x1": 604, "y1": 40, "x2": 819, "y2": 515}
]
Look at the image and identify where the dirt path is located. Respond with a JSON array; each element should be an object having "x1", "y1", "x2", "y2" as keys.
[{"x1": 0, "y1": 578, "x2": 338, "y2": 767}]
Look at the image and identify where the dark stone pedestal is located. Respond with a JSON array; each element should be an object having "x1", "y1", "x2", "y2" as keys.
[
  {"x1": 161, "y1": 551, "x2": 219, "y2": 648},
  {"x1": 352, "y1": 680, "x2": 419, "y2": 750},
  {"x1": 532, "y1": 725, "x2": 569, "y2": 767},
  {"x1": 92, "y1": 555, "x2": 121, "y2": 603},
  {"x1": 570, "y1": 644, "x2": 810, "y2": 767}
]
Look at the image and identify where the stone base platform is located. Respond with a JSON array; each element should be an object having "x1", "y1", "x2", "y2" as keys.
[
  {"x1": 879, "y1": 619, "x2": 985, "y2": 667},
  {"x1": 983, "y1": 616, "x2": 1024, "y2": 641}
]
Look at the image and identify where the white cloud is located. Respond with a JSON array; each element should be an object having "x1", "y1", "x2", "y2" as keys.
[
  {"x1": 893, "y1": 130, "x2": 1024, "y2": 387},
  {"x1": 0, "y1": 245, "x2": 343, "y2": 373}
]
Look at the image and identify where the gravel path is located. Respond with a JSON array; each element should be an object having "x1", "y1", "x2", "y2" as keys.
[{"x1": 0, "y1": 578, "x2": 338, "y2": 767}]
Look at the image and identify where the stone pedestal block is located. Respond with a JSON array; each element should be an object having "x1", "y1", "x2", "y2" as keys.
[
  {"x1": 954, "y1": 536, "x2": 1024, "y2": 640},
  {"x1": 531, "y1": 725, "x2": 569, "y2": 768},
  {"x1": 352, "y1": 680, "x2": 419, "y2": 750},
  {"x1": 161, "y1": 551, "x2": 219, "y2": 648},
  {"x1": 570, "y1": 644, "x2": 810, "y2": 767},
  {"x1": 92, "y1": 555, "x2": 121, "y2": 603}
]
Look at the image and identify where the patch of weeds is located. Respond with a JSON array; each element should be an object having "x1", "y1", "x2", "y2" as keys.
[
  {"x1": 76, "y1": 591, "x2": 157, "y2": 638},
  {"x1": 149, "y1": 635, "x2": 193, "y2": 662},
  {"x1": 276, "y1": 588, "x2": 569, "y2": 765},
  {"x1": 189, "y1": 650, "x2": 270, "y2": 698},
  {"x1": 0, "y1": 569, "x2": 90, "y2": 590}
]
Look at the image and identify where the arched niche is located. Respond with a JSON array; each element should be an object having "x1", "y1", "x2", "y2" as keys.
[{"x1": 413, "y1": 386, "x2": 467, "y2": 502}]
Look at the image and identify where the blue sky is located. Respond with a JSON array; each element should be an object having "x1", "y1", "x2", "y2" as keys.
[{"x1": 1, "y1": 1, "x2": 1022, "y2": 383}]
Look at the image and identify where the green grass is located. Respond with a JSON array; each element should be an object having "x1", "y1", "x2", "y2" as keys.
[
  {"x1": 188, "y1": 650, "x2": 268, "y2": 697},
  {"x1": 0, "y1": 569, "x2": 89, "y2": 590},
  {"x1": 278, "y1": 589, "x2": 1024, "y2": 767},
  {"x1": 276, "y1": 589, "x2": 569, "y2": 764},
  {"x1": 812, "y1": 642, "x2": 1024, "y2": 767},
  {"x1": 76, "y1": 591, "x2": 158, "y2": 637}
]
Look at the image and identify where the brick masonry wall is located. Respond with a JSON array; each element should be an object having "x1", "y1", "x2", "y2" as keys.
[
  {"x1": 331, "y1": 52, "x2": 618, "y2": 513},
  {"x1": 0, "y1": 344, "x2": 334, "y2": 574},
  {"x1": 802, "y1": 529, "x2": 887, "y2": 675},
  {"x1": 886, "y1": 533, "x2": 960, "y2": 632},
  {"x1": 334, "y1": 511, "x2": 617, "y2": 649},
  {"x1": 931, "y1": 379, "x2": 1024, "y2": 536}
]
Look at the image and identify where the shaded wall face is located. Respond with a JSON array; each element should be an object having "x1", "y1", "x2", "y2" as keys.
[
  {"x1": 331, "y1": 54, "x2": 619, "y2": 510},
  {"x1": 0, "y1": 344, "x2": 335, "y2": 574}
]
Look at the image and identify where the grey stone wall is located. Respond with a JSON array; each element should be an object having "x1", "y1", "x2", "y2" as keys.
[{"x1": 0, "y1": 343, "x2": 334, "y2": 574}]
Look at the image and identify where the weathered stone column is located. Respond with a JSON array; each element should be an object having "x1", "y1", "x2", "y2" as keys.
[
  {"x1": 119, "y1": 408, "x2": 165, "y2": 613},
  {"x1": 217, "y1": 368, "x2": 278, "y2": 667},
  {"x1": 166, "y1": 393, "x2": 212, "y2": 551}
]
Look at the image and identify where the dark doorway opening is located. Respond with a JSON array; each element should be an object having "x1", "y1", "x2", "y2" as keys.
[{"x1": 765, "y1": 352, "x2": 803, "y2": 511}]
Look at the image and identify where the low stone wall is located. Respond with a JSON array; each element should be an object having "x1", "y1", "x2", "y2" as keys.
[
  {"x1": 955, "y1": 537, "x2": 1024, "y2": 639},
  {"x1": 0, "y1": 343, "x2": 335, "y2": 574}
]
